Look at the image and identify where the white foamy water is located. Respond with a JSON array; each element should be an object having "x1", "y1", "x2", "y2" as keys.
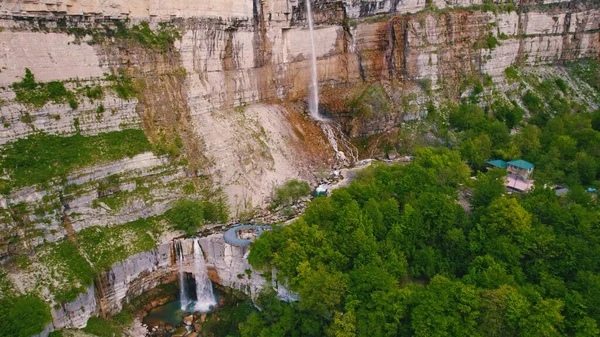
[{"x1": 193, "y1": 238, "x2": 217, "y2": 312}]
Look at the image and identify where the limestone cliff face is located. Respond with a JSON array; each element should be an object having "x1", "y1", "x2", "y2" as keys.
[
  {"x1": 0, "y1": 152, "x2": 187, "y2": 260},
  {"x1": 0, "y1": 1, "x2": 598, "y2": 334},
  {"x1": 199, "y1": 234, "x2": 267, "y2": 296},
  {"x1": 2, "y1": 1, "x2": 598, "y2": 216}
]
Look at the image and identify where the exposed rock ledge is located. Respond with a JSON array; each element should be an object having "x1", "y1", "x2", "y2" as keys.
[{"x1": 34, "y1": 230, "x2": 270, "y2": 337}]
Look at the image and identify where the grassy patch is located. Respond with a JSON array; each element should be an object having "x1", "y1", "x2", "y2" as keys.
[
  {"x1": 11, "y1": 69, "x2": 75, "y2": 108},
  {"x1": 38, "y1": 240, "x2": 95, "y2": 303},
  {"x1": 81, "y1": 308, "x2": 135, "y2": 337},
  {"x1": 0, "y1": 130, "x2": 152, "y2": 192},
  {"x1": 504, "y1": 66, "x2": 520, "y2": 83},
  {"x1": 0, "y1": 270, "x2": 15, "y2": 299},
  {"x1": 127, "y1": 22, "x2": 181, "y2": 51},
  {"x1": 83, "y1": 85, "x2": 104, "y2": 101},
  {"x1": 106, "y1": 72, "x2": 138, "y2": 100},
  {"x1": 474, "y1": 32, "x2": 499, "y2": 50},
  {"x1": 0, "y1": 294, "x2": 52, "y2": 337},
  {"x1": 345, "y1": 84, "x2": 392, "y2": 118},
  {"x1": 58, "y1": 20, "x2": 180, "y2": 51},
  {"x1": 83, "y1": 317, "x2": 121, "y2": 337},
  {"x1": 77, "y1": 218, "x2": 162, "y2": 272}
]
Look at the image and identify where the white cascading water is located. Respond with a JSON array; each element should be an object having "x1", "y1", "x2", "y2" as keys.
[
  {"x1": 321, "y1": 123, "x2": 347, "y2": 162},
  {"x1": 193, "y1": 238, "x2": 216, "y2": 312},
  {"x1": 176, "y1": 241, "x2": 189, "y2": 310},
  {"x1": 306, "y1": 0, "x2": 321, "y2": 120}
]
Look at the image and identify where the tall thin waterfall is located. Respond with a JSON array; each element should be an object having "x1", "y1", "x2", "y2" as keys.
[
  {"x1": 176, "y1": 241, "x2": 188, "y2": 310},
  {"x1": 306, "y1": 0, "x2": 321, "y2": 120},
  {"x1": 193, "y1": 238, "x2": 216, "y2": 312}
]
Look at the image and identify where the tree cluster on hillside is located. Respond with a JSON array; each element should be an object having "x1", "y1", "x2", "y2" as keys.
[
  {"x1": 444, "y1": 100, "x2": 600, "y2": 188},
  {"x1": 239, "y1": 148, "x2": 599, "y2": 337},
  {"x1": 432, "y1": 62, "x2": 600, "y2": 190}
]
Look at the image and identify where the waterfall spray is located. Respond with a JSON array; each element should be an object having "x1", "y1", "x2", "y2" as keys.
[
  {"x1": 306, "y1": 0, "x2": 321, "y2": 120},
  {"x1": 193, "y1": 238, "x2": 217, "y2": 312}
]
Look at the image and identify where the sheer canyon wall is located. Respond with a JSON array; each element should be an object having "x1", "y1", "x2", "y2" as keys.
[{"x1": 0, "y1": 0, "x2": 598, "y2": 335}]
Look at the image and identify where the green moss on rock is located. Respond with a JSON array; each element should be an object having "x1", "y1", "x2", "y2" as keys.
[{"x1": 0, "y1": 130, "x2": 152, "y2": 192}]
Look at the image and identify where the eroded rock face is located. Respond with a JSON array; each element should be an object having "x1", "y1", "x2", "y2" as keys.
[
  {"x1": 0, "y1": 152, "x2": 184, "y2": 256},
  {"x1": 96, "y1": 241, "x2": 175, "y2": 316},
  {"x1": 1, "y1": 1, "x2": 598, "y2": 217},
  {"x1": 199, "y1": 234, "x2": 267, "y2": 297},
  {"x1": 32, "y1": 233, "x2": 269, "y2": 336}
]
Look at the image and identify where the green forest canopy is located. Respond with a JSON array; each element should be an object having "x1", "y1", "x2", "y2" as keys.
[{"x1": 242, "y1": 147, "x2": 600, "y2": 337}]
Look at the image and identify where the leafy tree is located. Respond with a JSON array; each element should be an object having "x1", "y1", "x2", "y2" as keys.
[
  {"x1": 460, "y1": 134, "x2": 492, "y2": 169},
  {"x1": 411, "y1": 276, "x2": 481, "y2": 337},
  {"x1": 166, "y1": 199, "x2": 205, "y2": 234},
  {"x1": 298, "y1": 267, "x2": 348, "y2": 318},
  {"x1": 479, "y1": 197, "x2": 531, "y2": 238},
  {"x1": 574, "y1": 152, "x2": 597, "y2": 185},
  {"x1": 592, "y1": 111, "x2": 600, "y2": 131},
  {"x1": 327, "y1": 311, "x2": 357, "y2": 337},
  {"x1": 471, "y1": 169, "x2": 506, "y2": 210},
  {"x1": 273, "y1": 179, "x2": 311, "y2": 206},
  {"x1": 165, "y1": 199, "x2": 227, "y2": 235}
]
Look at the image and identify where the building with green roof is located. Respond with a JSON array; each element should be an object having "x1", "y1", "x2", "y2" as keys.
[
  {"x1": 486, "y1": 158, "x2": 535, "y2": 192},
  {"x1": 507, "y1": 159, "x2": 534, "y2": 179},
  {"x1": 486, "y1": 159, "x2": 508, "y2": 169},
  {"x1": 507, "y1": 160, "x2": 535, "y2": 170}
]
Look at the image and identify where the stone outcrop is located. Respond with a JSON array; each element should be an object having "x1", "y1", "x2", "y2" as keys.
[
  {"x1": 28, "y1": 232, "x2": 273, "y2": 336},
  {"x1": 199, "y1": 234, "x2": 267, "y2": 297},
  {"x1": 95, "y1": 241, "x2": 176, "y2": 316}
]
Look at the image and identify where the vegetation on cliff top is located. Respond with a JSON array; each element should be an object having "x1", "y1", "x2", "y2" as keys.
[
  {"x1": 165, "y1": 198, "x2": 229, "y2": 235},
  {"x1": 77, "y1": 218, "x2": 163, "y2": 273},
  {"x1": 11, "y1": 68, "x2": 76, "y2": 108},
  {"x1": 0, "y1": 294, "x2": 52, "y2": 337},
  {"x1": 243, "y1": 148, "x2": 599, "y2": 337},
  {"x1": 56, "y1": 19, "x2": 180, "y2": 51}
]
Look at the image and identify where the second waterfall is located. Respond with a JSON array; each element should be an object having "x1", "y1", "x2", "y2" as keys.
[
  {"x1": 176, "y1": 238, "x2": 217, "y2": 312},
  {"x1": 193, "y1": 238, "x2": 217, "y2": 312}
]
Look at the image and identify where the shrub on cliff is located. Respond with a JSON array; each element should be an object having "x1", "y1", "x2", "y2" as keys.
[
  {"x1": 11, "y1": 68, "x2": 75, "y2": 108},
  {"x1": 83, "y1": 317, "x2": 121, "y2": 337},
  {"x1": 272, "y1": 179, "x2": 311, "y2": 207},
  {"x1": 166, "y1": 198, "x2": 228, "y2": 235},
  {"x1": 0, "y1": 294, "x2": 51, "y2": 337}
]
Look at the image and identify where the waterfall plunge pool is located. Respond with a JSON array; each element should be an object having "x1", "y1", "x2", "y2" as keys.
[{"x1": 143, "y1": 273, "x2": 221, "y2": 330}]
